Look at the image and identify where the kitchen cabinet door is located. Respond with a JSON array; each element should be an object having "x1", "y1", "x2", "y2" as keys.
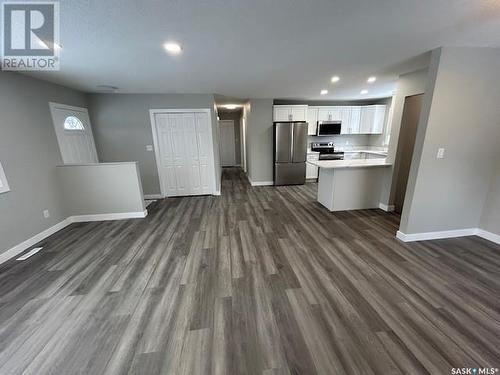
[
  {"x1": 306, "y1": 154, "x2": 319, "y2": 179},
  {"x1": 307, "y1": 107, "x2": 318, "y2": 135},
  {"x1": 340, "y1": 106, "x2": 352, "y2": 134},
  {"x1": 317, "y1": 107, "x2": 331, "y2": 121},
  {"x1": 372, "y1": 105, "x2": 386, "y2": 134},
  {"x1": 349, "y1": 107, "x2": 361, "y2": 134},
  {"x1": 274, "y1": 106, "x2": 292, "y2": 121},
  {"x1": 290, "y1": 106, "x2": 308, "y2": 121},
  {"x1": 331, "y1": 107, "x2": 342, "y2": 121},
  {"x1": 360, "y1": 106, "x2": 376, "y2": 134}
]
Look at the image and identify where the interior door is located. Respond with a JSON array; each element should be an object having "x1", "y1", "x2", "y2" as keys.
[
  {"x1": 183, "y1": 113, "x2": 202, "y2": 195},
  {"x1": 195, "y1": 112, "x2": 213, "y2": 194},
  {"x1": 219, "y1": 120, "x2": 236, "y2": 166},
  {"x1": 156, "y1": 114, "x2": 180, "y2": 197},
  {"x1": 154, "y1": 111, "x2": 214, "y2": 197},
  {"x1": 50, "y1": 103, "x2": 98, "y2": 164},
  {"x1": 394, "y1": 94, "x2": 423, "y2": 213}
]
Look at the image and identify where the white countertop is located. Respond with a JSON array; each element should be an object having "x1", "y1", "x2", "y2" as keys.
[
  {"x1": 343, "y1": 149, "x2": 388, "y2": 156},
  {"x1": 309, "y1": 158, "x2": 392, "y2": 169}
]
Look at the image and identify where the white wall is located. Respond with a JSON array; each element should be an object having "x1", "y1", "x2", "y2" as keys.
[
  {"x1": 400, "y1": 47, "x2": 500, "y2": 235},
  {"x1": 57, "y1": 163, "x2": 146, "y2": 217},
  {"x1": 88, "y1": 93, "x2": 221, "y2": 195},
  {"x1": 0, "y1": 71, "x2": 87, "y2": 256}
]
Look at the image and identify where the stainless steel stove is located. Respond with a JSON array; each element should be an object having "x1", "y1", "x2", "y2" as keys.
[{"x1": 311, "y1": 142, "x2": 344, "y2": 160}]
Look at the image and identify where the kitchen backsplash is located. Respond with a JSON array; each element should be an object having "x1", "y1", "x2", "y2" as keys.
[
  {"x1": 308, "y1": 135, "x2": 388, "y2": 152},
  {"x1": 308, "y1": 134, "x2": 369, "y2": 146}
]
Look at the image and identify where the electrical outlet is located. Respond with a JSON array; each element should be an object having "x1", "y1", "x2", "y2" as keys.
[
  {"x1": 43, "y1": 209, "x2": 50, "y2": 218},
  {"x1": 436, "y1": 148, "x2": 445, "y2": 159},
  {"x1": 146, "y1": 145, "x2": 154, "y2": 152}
]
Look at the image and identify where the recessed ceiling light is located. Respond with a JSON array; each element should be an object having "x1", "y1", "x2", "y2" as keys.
[
  {"x1": 331, "y1": 76, "x2": 340, "y2": 83},
  {"x1": 320, "y1": 89, "x2": 328, "y2": 95},
  {"x1": 360, "y1": 89, "x2": 369, "y2": 95},
  {"x1": 367, "y1": 76, "x2": 377, "y2": 83},
  {"x1": 164, "y1": 42, "x2": 182, "y2": 55},
  {"x1": 224, "y1": 104, "x2": 238, "y2": 110}
]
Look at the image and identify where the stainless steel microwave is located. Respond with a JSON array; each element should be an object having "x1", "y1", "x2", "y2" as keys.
[{"x1": 317, "y1": 121, "x2": 341, "y2": 136}]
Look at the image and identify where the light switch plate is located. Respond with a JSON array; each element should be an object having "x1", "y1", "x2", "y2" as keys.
[
  {"x1": 43, "y1": 210, "x2": 50, "y2": 218},
  {"x1": 437, "y1": 148, "x2": 445, "y2": 159},
  {"x1": 146, "y1": 145, "x2": 154, "y2": 152}
]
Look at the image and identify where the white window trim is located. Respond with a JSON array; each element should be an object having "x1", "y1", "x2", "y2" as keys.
[{"x1": 0, "y1": 161, "x2": 10, "y2": 194}]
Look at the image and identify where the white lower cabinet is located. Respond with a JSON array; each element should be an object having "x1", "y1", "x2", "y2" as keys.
[{"x1": 306, "y1": 153, "x2": 319, "y2": 179}]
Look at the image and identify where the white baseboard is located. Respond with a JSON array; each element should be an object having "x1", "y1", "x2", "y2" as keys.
[
  {"x1": 213, "y1": 190, "x2": 221, "y2": 196},
  {"x1": 144, "y1": 194, "x2": 163, "y2": 200},
  {"x1": 379, "y1": 203, "x2": 395, "y2": 212},
  {"x1": 0, "y1": 210, "x2": 148, "y2": 265},
  {"x1": 68, "y1": 210, "x2": 148, "y2": 223},
  {"x1": 248, "y1": 177, "x2": 274, "y2": 187},
  {"x1": 0, "y1": 218, "x2": 72, "y2": 265},
  {"x1": 396, "y1": 228, "x2": 476, "y2": 242},
  {"x1": 476, "y1": 229, "x2": 500, "y2": 245},
  {"x1": 396, "y1": 227, "x2": 500, "y2": 246}
]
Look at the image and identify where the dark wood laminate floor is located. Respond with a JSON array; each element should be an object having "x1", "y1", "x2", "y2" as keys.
[{"x1": 1, "y1": 168, "x2": 500, "y2": 375}]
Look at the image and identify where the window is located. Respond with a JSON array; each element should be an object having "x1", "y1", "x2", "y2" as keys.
[
  {"x1": 64, "y1": 116, "x2": 84, "y2": 130},
  {"x1": 0, "y1": 161, "x2": 10, "y2": 194}
]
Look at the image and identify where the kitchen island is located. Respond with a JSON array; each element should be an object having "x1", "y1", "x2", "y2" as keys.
[{"x1": 308, "y1": 159, "x2": 392, "y2": 211}]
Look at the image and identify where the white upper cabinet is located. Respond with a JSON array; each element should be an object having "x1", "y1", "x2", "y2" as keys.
[
  {"x1": 372, "y1": 105, "x2": 386, "y2": 134},
  {"x1": 349, "y1": 107, "x2": 361, "y2": 134},
  {"x1": 318, "y1": 107, "x2": 342, "y2": 122},
  {"x1": 274, "y1": 106, "x2": 292, "y2": 121},
  {"x1": 273, "y1": 105, "x2": 308, "y2": 122},
  {"x1": 284, "y1": 104, "x2": 386, "y2": 135},
  {"x1": 360, "y1": 105, "x2": 386, "y2": 134},
  {"x1": 306, "y1": 107, "x2": 319, "y2": 135},
  {"x1": 340, "y1": 106, "x2": 352, "y2": 134},
  {"x1": 290, "y1": 106, "x2": 308, "y2": 121}
]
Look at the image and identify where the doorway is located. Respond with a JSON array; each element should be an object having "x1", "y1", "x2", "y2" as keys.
[
  {"x1": 150, "y1": 109, "x2": 216, "y2": 197},
  {"x1": 49, "y1": 103, "x2": 99, "y2": 164},
  {"x1": 394, "y1": 94, "x2": 424, "y2": 213},
  {"x1": 219, "y1": 120, "x2": 237, "y2": 166}
]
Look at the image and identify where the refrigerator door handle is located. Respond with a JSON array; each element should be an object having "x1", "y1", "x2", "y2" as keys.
[{"x1": 290, "y1": 126, "x2": 294, "y2": 161}]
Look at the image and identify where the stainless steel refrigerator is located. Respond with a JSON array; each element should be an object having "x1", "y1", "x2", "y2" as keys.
[{"x1": 273, "y1": 121, "x2": 308, "y2": 185}]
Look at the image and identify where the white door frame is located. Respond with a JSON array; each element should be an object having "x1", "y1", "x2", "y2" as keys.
[
  {"x1": 149, "y1": 108, "x2": 217, "y2": 198},
  {"x1": 49, "y1": 102, "x2": 98, "y2": 164}
]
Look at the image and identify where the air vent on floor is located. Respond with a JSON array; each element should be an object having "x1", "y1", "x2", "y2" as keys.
[{"x1": 16, "y1": 247, "x2": 43, "y2": 261}]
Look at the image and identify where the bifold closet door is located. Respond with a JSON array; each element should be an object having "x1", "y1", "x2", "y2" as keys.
[{"x1": 155, "y1": 112, "x2": 214, "y2": 197}]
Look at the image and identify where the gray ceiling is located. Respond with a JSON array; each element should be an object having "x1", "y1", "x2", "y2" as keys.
[{"x1": 26, "y1": 0, "x2": 500, "y2": 100}]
